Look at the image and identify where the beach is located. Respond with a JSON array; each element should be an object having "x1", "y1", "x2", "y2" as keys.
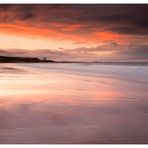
[{"x1": 0, "y1": 63, "x2": 148, "y2": 143}]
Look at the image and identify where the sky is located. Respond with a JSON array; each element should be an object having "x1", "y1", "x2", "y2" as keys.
[{"x1": 0, "y1": 4, "x2": 148, "y2": 62}]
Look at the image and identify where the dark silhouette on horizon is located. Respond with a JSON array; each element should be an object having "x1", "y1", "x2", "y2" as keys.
[{"x1": 0, "y1": 56, "x2": 55, "y2": 63}]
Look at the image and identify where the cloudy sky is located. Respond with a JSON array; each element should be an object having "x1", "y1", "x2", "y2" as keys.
[{"x1": 0, "y1": 4, "x2": 148, "y2": 61}]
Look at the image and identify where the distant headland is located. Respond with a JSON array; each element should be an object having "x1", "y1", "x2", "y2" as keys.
[{"x1": 0, "y1": 56, "x2": 55, "y2": 63}]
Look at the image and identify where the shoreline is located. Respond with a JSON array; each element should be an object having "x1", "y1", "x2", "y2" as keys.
[{"x1": 1, "y1": 61, "x2": 148, "y2": 66}]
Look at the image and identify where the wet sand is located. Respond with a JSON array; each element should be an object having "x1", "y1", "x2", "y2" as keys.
[{"x1": 0, "y1": 63, "x2": 148, "y2": 144}]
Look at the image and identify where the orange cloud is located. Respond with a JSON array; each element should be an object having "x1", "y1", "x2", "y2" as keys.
[
  {"x1": 0, "y1": 23, "x2": 57, "y2": 39},
  {"x1": 95, "y1": 31, "x2": 119, "y2": 40},
  {"x1": 0, "y1": 22, "x2": 132, "y2": 48}
]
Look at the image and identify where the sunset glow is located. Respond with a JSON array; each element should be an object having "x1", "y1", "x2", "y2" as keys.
[{"x1": 0, "y1": 4, "x2": 148, "y2": 61}]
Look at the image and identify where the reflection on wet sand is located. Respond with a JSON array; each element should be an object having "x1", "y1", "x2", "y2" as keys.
[{"x1": 0, "y1": 63, "x2": 148, "y2": 143}]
